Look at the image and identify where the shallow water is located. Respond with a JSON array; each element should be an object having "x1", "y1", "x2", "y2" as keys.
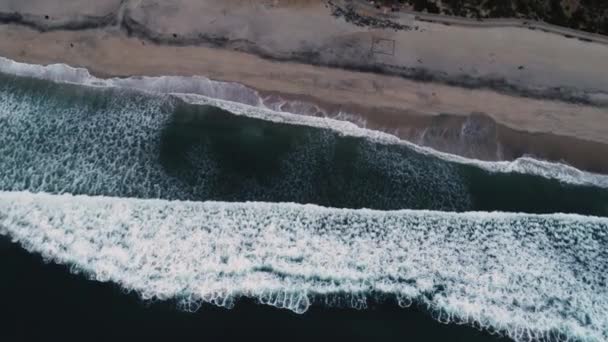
[
  {"x1": 1, "y1": 73, "x2": 606, "y2": 215},
  {"x1": 1, "y1": 65, "x2": 607, "y2": 342}
]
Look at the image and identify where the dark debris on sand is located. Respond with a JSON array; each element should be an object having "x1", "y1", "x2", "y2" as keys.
[{"x1": 328, "y1": 0, "x2": 411, "y2": 31}]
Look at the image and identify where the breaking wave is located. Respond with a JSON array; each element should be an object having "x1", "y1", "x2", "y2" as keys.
[
  {"x1": 1, "y1": 56, "x2": 608, "y2": 189},
  {"x1": 0, "y1": 191, "x2": 606, "y2": 341}
]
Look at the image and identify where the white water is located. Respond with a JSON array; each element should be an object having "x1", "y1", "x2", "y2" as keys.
[
  {"x1": 1, "y1": 56, "x2": 607, "y2": 188},
  {"x1": 0, "y1": 191, "x2": 606, "y2": 341},
  {"x1": 1, "y1": 55, "x2": 608, "y2": 341}
]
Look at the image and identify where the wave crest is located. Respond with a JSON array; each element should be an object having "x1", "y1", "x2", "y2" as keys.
[{"x1": 1, "y1": 191, "x2": 606, "y2": 341}]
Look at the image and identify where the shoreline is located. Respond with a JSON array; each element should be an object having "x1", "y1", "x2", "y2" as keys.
[
  {"x1": 2, "y1": 29, "x2": 608, "y2": 173},
  {"x1": 259, "y1": 90, "x2": 608, "y2": 174},
  {"x1": 1, "y1": 0, "x2": 608, "y2": 173},
  {"x1": 2, "y1": 0, "x2": 608, "y2": 104},
  {"x1": 5, "y1": 54, "x2": 608, "y2": 176}
]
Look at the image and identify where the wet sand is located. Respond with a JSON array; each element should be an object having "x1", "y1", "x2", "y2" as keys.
[{"x1": 1, "y1": 0, "x2": 608, "y2": 172}]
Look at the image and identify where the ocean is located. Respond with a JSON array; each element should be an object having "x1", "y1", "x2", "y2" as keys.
[
  {"x1": 0, "y1": 234, "x2": 512, "y2": 341},
  {"x1": 0, "y1": 59, "x2": 606, "y2": 341}
]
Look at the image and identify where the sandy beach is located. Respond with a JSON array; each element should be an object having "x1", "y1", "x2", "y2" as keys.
[{"x1": 1, "y1": 0, "x2": 608, "y2": 172}]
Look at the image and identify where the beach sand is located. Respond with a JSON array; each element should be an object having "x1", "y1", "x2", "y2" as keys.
[{"x1": 1, "y1": 0, "x2": 607, "y2": 172}]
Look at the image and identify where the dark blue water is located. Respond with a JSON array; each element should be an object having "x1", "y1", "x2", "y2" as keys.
[{"x1": 0, "y1": 235, "x2": 512, "y2": 342}]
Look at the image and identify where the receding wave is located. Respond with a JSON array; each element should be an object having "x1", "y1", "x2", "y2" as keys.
[
  {"x1": 1, "y1": 56, "x2": 608, "y2": 190},
  {"x1": 0, "y1": 191, "x2": 606, "y2": 341}
]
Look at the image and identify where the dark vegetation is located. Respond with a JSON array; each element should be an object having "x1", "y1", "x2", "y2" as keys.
[{"x1": 373, "y1": 0, "x2": 608, "y2": 35}]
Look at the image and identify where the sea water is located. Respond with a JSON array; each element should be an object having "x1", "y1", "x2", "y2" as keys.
[{"x1": 0, "y1": 59, "x2": 607, "y2": 341}]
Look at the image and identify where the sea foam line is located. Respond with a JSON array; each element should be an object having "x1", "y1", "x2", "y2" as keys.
[
  {"x1": 0, "y1": 191, "x2": 607, "y2": 342},
  {"x1": 1, "y1": 56, "x2": 607, "y2": 188}
]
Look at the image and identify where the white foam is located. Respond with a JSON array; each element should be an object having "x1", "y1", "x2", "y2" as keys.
[
  {"x1": 0, "y1": 56, "x2": 264, "y2": 106},
  {"x1": 1, "y1": 56, "x2": 608, "y2": 188},
  {"x1": 177, "y1": 93, "x2": 608, "y2": 189},
  {"x1": 0, "y1": 191, "x2": 606, "y2": 341},
  {"x1": 0, "y1": 83, "x2": 471, "y2": 210}
]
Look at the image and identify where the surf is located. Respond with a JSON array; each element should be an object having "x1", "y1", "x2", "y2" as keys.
[
  {"x1": 1, "y1": 72, "x2": 607, "y2": 214},
  {"x1": 1, "y1": 56, "x2": 608, "y2": 341},
  {"x1": 1, "y1": 56, "x2": 608, "y2": 189},
  {"x1": 0, "y1": 191, "x2": 606, "y2": 342}
]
